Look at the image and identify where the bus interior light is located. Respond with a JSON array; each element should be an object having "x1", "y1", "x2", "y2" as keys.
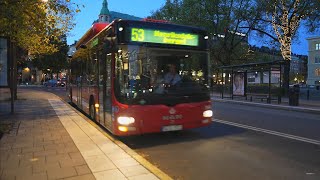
[
  {"x1": 119, "y1": 27, "x2": 123, "y2": 31},
  {"x1": 204, "y1": 36, "x2": 209, "y2": 39},
  {"x1": 117, "y1": 117, "x2": 135, "y2": 125},
  {"x1": 203, "y1": 110, "x2": 213, "y2": 118}
]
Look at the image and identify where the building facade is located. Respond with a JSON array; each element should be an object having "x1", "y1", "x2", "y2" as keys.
[
  {"x1": 93, "y1": 0, "x2": 142, "y2": 25},
  {"x1": 306, "y1": 36, "x2": 320, "y2": 86}
]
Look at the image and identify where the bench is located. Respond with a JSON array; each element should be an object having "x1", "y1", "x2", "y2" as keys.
[{"x1": 246, "y1": 93, "x2": 280, "y2": 104}]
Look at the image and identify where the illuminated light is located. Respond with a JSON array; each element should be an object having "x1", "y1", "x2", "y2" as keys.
[
  {"x1": 118, "y1": 49, "x2": 122, "y2": 53},
  {"x1": 123, "y1": 63, "x2": 128, "y2": 70},
  {"x1": 119, "y1": 27, "x2": 124, "y2": 31},
  {"x1": 203, "y1": 110, "x2": 213, "y2": 118},
  {"x1": 117, "y1": 117, "x2": 135, "y2": 125},
  {"x1": 95, "y1": 104, "x2": 99, "y2": 108},
  {"x1": 118, "y1": 126, "x2": 128, "y2": 132},
  {"x1": 107, "y1": 53, "x2": 111, "y2": 56},
  {"x1": 130, "y1": 28, "x2": 199, "y2": 46},
  {"x1": 202, "y1": 119, "x2": 210, "y2": 123},
  {"x1": 213, "y1": 75, "x2": 216, "y2": 77},
  {"x1": 204, "y1": 36, "x2": 209, "y2": 39},
  {"x1": 24, "y1": 67, "x2": 30, "y2": 72},
  {"x1": 185, "y1": 55, "x2": 189, "y2": 58},
  {"x1": 118, "y1": 126, "x2": 136, "y2": 132},
  {"x1": 30, "y1": 158, "x2": 39, "y2": 162}
]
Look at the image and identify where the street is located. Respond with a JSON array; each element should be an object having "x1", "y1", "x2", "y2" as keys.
[{"x1": 43, "y1": 86, "x2": 320, "y2": 180}]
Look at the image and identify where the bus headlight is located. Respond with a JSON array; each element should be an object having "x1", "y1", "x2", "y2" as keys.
[
  {"x1": 117, "y1": 117, "x2": 135, "y2": 125},
  {"x1": 203, "y1": 110, "x2": 213, "y2": 118}
]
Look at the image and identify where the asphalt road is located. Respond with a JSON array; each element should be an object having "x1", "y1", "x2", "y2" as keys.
[
  {"x1": 41, "y1": 86, "x2": 320, "y2": 180},
  {"x1": 119, "y1": 102, "x2": 320, "y2": 180}
]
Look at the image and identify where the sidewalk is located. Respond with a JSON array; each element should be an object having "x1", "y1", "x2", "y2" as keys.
[
  {"x1": 0, "y1": 88, "x2": 166, "y2": 180},
  {"x1": 211, "y1": 92, "x2": 320, "y2": 114}
]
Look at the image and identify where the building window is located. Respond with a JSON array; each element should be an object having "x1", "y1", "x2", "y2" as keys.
[
  {"x1": 315, "y1": 57, "x2": 320, "y2": 64},
  {"x1": 316, "y1": 43, "x2": 320, "y2": 50},
  {"x1": 315, "y1": 68, "x2": 320, "y2": 76}
]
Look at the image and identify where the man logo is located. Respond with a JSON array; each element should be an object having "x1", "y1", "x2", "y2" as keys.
[{"x1": 169, "y1": 108, "x2": 176, "y2": 114}]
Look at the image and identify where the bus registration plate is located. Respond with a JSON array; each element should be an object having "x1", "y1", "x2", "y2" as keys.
[{"x1": 162, "y1": 125, "x2": 183, "y2": 132}]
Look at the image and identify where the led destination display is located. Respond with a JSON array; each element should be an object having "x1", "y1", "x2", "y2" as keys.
[{"x1": 130, "y1": 28, "x2": 199, "y2": 46}]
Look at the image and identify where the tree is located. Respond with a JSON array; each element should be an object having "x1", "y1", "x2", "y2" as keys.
[
  {"x1": 253, "y1": 0, "x2": 320, "y2": 62},
  {"x1": 32, "y1": 35, "x2": 69, "y2": 77},
  {"x1": 0, "y1": 0, "x2": 79, "y2": 113},
  {"x1": 0, "y1": 0, "x2": 78, "y2": 55},
  {"x1": 150, "y1": 0, "x2": 260, "y2": 67},
  {"x1": 249, "y1": 0, "x2": 320, "y2": 93}
]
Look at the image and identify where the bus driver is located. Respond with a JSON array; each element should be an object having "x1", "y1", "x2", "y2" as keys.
[{"x1": 164, "y1": 64, "x2": 181, "y2": 86}]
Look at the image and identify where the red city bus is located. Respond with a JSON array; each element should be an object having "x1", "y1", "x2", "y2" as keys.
[{"x1": 69, "y1": 19, "x2": 212, "y2": 136}]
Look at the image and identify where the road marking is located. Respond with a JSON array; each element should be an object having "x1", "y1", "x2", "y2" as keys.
[{"x1": 213, "y1": 119, "x2": 320, "y2": 145}]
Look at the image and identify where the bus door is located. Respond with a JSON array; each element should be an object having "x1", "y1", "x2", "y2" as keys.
[
  {"x1": 99, "y1": 51, "x2": 112, "y2": 131},
  {"x1": 77, "y1": 74, "x2": 82, "y2": 109}
]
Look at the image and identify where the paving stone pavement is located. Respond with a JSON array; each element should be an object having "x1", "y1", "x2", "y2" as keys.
[{"x1": 0, "y1": 88, "x2": 161, "y2": 180}]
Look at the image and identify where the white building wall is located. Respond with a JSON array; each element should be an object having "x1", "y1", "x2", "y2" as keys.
[{"x1": 306, "y1": 37, "x2": 320, "y2": 85}]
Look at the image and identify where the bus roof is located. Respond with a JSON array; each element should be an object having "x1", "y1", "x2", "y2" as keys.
[{"x1": 76, "y1": 19, "x2": 207, "y2": 49}]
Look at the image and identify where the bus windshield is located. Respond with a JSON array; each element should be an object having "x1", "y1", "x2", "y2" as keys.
[{"x1": 115, "y1": 45, "x2": 210, "y2": 106}]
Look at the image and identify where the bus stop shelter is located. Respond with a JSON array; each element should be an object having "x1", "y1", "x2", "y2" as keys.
[{"x1": 216, "y1": 60, "x2": 288, "y2": 104}]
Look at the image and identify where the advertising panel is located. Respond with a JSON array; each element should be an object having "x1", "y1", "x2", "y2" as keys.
[
  {"x1": 0, "y1": 38, "x2": 8, "y2": 87},
  {"x1": 233, "y1": 72, "x2": 245, "y2": 96}
]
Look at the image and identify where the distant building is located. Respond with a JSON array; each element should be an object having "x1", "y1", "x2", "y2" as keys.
[
  {"x1": 290, "y1": 55, "x2": 305, "y2": 75},
  {"x1": 306, "y1": 36, "x2": 320, "y2": 86},
  {"x1": 93, "y1": 0, "x2": 142, "y2": 25},
  {"x1": 75, "y1": 0, "x2": 143, "y2": 50},
  {"x1": 68, "y1": 41, "x2": 77, "y2": 57}
]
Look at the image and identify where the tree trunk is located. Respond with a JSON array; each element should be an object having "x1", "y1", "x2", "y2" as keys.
[
  {"x1": 280, "y1": 39, "x2": 291, "y2": 96},
  {"x1": 8, "y1": 39, "x2": 15, "y2": 114}
]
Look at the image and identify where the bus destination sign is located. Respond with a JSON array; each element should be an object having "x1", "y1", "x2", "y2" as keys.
[{"x1": 130, "y1": 28, "x2": 199, "y2": 46}]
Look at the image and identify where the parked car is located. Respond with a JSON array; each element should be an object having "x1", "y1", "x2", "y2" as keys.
[{"x1": 44, "y1": 79, "x2": 58, "y2": 87}]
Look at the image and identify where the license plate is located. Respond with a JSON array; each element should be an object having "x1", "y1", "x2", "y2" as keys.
[{"x1": 162, "y1": 125, "x2": 183, "y2": 132}]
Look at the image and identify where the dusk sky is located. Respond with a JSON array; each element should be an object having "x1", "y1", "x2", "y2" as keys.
[{"x1": 67, "y1": 0, "x2": 317, "y2": 56}]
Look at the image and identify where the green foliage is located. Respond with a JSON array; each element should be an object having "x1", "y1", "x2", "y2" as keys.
[
  {"x1": 0, "y1": 0, "x2": 79, "y2": 55},
  {"x1": 32, "y1": 35, "x2": 69, "y2": 73},
  {"x1": 150, "y1": 0, "x2": 319, "y2": 69},
  {"x1": 150, "y1": 0, "x2": 260, "y2": 67}
]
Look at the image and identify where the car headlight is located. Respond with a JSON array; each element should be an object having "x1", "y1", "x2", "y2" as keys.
[
  {"x1": 203, "y1": 110, "x2": 213, "y2": 118},
  {"x1": 117, "y1": 117, "x2": 135, "y2": 125}
]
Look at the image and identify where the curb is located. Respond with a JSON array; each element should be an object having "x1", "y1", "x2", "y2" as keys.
[
  {"x1": 212, "y1": 98, "x2": 320, "y2": 114},
  {"x1": 55, "y1": 95, "x2": 172, "y2": 180}
]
